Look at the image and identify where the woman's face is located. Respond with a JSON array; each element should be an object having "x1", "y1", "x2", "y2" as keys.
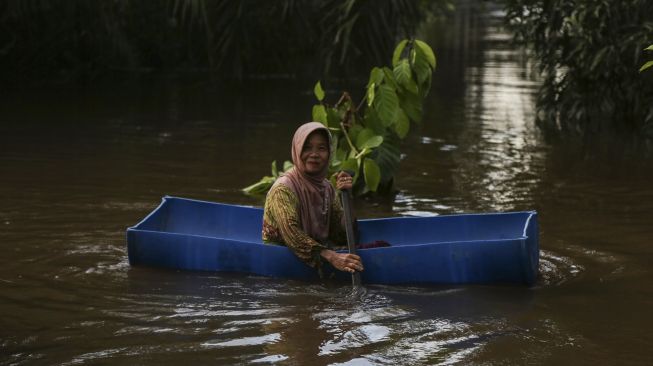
[{"x1": 301, "y1": 131, "x2": 329, "y2": 175}]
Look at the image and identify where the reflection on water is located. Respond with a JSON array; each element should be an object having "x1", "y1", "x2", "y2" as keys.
[
  {"x1": 2, "y1": 1, "x2": 653, "y2": 365},
  {"x1": 392, "y1": 193, "x2": 449, "y2": 217},
  {"x1": 453, "y1": 42, "x2": 543, "y2": 213}
]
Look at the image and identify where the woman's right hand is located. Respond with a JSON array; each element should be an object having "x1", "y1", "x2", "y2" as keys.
[{"x1": 320, "y1": 249, "x2": 363, "y2": 273}]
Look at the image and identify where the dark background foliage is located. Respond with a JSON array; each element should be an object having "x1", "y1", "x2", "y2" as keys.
[
  {"x1": 0, "y1": 0, "x2": 445, "y2": 85},
  {"x1": 503, "y1": 0, "x2": 653, "y2": 142},
  {"x1": 3, "y1": 0, "x2": 653, "y2": 143}
]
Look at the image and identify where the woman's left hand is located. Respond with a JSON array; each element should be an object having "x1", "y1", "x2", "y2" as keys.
[{"x1": 335, "y1": 171, "x2": 353, "y2": 191}]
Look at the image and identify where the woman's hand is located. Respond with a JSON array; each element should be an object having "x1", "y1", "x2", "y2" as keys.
[
  {"x1": 335, "y1": 171, "x2": 353, "y2": 191},
  {"x1": 320, "y1": 249, "x2": 363, "y2": 273}
]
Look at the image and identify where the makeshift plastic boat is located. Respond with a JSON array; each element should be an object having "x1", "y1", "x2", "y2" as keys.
[{"x1": 127, "y1": 196, "x2": 539, "y2": 285}]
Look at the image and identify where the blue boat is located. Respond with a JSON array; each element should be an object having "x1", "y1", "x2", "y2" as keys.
[{"x1": 127, "y1": 196, "x2": 539, "y2": 285}]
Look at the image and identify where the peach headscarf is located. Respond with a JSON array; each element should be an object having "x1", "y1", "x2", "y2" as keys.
[{"x1": 274, "y1": 122, "x2": 334, "y2": 242}]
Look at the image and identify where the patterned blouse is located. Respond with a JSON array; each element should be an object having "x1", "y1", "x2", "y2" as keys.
[{"x1": 262, "y1": 183, "x2": 347, "y2": 268}]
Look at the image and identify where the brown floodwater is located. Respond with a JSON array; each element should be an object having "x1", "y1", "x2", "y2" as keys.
[{"x1": 1, "y1": 6, "x2": 652, "y2": 366}]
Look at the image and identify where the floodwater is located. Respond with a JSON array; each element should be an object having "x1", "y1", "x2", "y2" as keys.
[{"x1": 2, "y1": 5, "x2": 652, "y2": 366}]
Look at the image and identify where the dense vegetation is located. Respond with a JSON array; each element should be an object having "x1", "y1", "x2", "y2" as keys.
[
  {"x1": 503, "y1": 0, "x2": 653, "y2": 140},
  {"x1": 642, "y1": 45, "x2": 653, "y2": 73},
  {"x1": 1, "y1": 0, "x2": 446, "y2": 84},
  {"x1": 244, "y1": 40, "x2": 436, "y2": 196}
]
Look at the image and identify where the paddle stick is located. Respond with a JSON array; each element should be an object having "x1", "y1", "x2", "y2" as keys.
[{"x1": 340, "y1": 172, "x2": 361, "y2": 287}]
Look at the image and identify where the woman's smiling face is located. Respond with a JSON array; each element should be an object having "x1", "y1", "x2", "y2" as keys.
[{"x1": 301, "y1": 130, "x2": 329, "y2": 176}]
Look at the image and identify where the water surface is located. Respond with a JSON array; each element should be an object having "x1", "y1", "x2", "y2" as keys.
[{"x1": 1, "y1": 5, "x2": 652, "y2": 365}]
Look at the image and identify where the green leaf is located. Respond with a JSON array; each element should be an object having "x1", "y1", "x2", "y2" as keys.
[
  {"x1": 412, "y1": 45, "x2": 433, "y2": 84},
  {"x1": 360, "y1": 135, "x2": 384, "y2": 150},
  {"x1": 394, "y1": 109, "x2": 410, "y2": 138},
  {"x1": 645, "y1": 45, "x2": 653, "y2": 51},
  {"x1": 312, "y1": 105, "x2": 327, "y2": 125},
  {"x1": 367, "y1": 82, "x2": 376, "y2": 106},
  {"x1": 348, "y1": 124, "x2": 363, "y2": 144},
  {"x1": 399, "y1": 93, "x2": 422, "y2": 123},
  {"x1": 419, "y1": 73, "x2": 432, "y2": 99},
  {"x1": 368, "y1": 67, "x2": 385, "y2": 87},
  {"x1": 242, "y1": 176, "x2": 276, "y2": 195},
  {"x1": 333, "y1": 145, "x2": 347, "y2": 167},
  {"x1": 283, "y1": 160, "x2": 293, "y2": 172},
  {"x1": 314, "y1": 81, "x2": 325, "y2": 101},
  {"x1": 640, "y1": 60, "x2": 653, "y2": 72},
  {"x1": 271, "y1": 160, "x2": 278, "y2": 178},
  {"x1": 402, "y1": 76, "x2": 419, "y2": 95},
  {"x1": 374, "y1": 84, "x2": 399, "y2": 127},
  {"x1": 355, "y1": 128, "x2": 376, "y2": 149},
  {"x1": 354, "y1": 129, "x2": 383, "y2": 158},
  {"x1": 392, "y1": 39, "x2": 408, "y2": 67},
  {"x1": 382, "y1": 67, "x2": 399, "y2": 90},
  {"x1": 326, "y1": 107, "x2": 341, "y2": 127},
  {"x1": 414, "y1": 40, "x2": 436, "y2": 69},
  {"x1": 375, "y1": 138, "x2": 401, "y2": 184},
  {"x1": 363, "y1": 158, "x2": 381, "y2": 192},
  {"x1": 400, "y1": 92, "x2": 423, "y2": 123},
  {"x1": 363, "y1": 108, "x2": 385, "y2": 135},
  {"x1": 393, "y1": 59, "x2": 412, "y2": 89}
]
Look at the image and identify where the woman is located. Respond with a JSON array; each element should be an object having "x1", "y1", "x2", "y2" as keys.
[{"x1": 262, "y1": 122, "x2": 364, "y2": 275}]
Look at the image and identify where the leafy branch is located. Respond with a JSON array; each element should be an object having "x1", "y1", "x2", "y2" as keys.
[{"x1": 244, "y1": 39, "x2": 436, "y2": 196}]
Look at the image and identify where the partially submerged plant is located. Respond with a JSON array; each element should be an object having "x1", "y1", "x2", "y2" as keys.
[{"x1": 244, "y1": 39, "x2": 436, "y2": 196}]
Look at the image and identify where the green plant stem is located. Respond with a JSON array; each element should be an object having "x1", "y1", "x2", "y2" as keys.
[
  {"x1": 340, "y1": 122, "x2": 359, "y2": 155},
  {"x1": 356, "y1": 96, "x2": 367, "y2": 115}
]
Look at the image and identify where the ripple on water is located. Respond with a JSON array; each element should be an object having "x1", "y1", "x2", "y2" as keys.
[
  {"x1": 62, "y1": 348, "x2": 129, "y2": 366},
  {"x1": 537, "y1": 249, "x2": 584, "y2": 286},
  {"x1": 319, "y1": 324, "x2": 391, "y2": 356},
  {"x1": 251, "y1": 354, "x2": 289, "y2": 363},
  {"x1": 392, "y1": 192, "x2": 455, "y2": 216},
  {"x1": 201, "y1": 333, "x2": 282, "y2": 348},
  {"x1": 537, "y1": 239, "x2": 642, "y2": 286}
]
